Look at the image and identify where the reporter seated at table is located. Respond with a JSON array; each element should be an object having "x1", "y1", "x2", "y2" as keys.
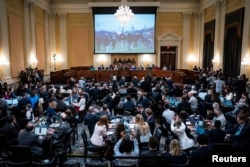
[
  {"x1": 134, "y1": 114, "x2": 152, "y2": 143},
  {"x1": 0, "y1": 94, "x2": 13, "y2": 110},
  {"x1": 164, "y1": 139, "x2": 188, "y2": 166},
  {"x1": 145, "y1": 108, "x2": 155, "y2": 135},
  {"x1": 97, "y1": 104, "x2": 113, "y2": 120},
  {"x1": 170, "y1": 117, "x2": 195, "y2": 150},
  {"x1": 47, "y1": 112, "x2": 70, "y2": 145},
  {"x1": 46, "y1": 100, "x2": 57, "y2": 125},
  {"x1": 84, "y1": 106, "x2": 100, "y2": 136},
  {"x1": 225, "y1": 113, "x2": 250, "y2": 151},
  {"x1": 90, "y1": 115, "x2": 109, "y2": 147},
  {"x1": 189, "y1": 134, "x2": 212, "y2": 167},
  {"x1": 206, "y1": 120, "x2": 226, "y2": 148},
  {"x1": 139, "y1": 136, "x2": 161, "y2": 167},
  {"x1": 18, "y1": 122, "x2": 43, "y2": 157},
  {"x1": 113, "y1": 131, "x2": 139, "y2": 166},
  {"x1": 209, "y1": 107, "x2": 226, "y2": 130}
]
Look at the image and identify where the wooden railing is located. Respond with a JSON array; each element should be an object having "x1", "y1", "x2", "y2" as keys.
[{"x1": 50, "y1": 68, "x2": 198, "y2": 85}]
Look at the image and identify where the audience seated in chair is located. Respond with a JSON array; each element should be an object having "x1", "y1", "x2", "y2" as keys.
[
  {"x1": 164, "y1": 139, "x2": 188, "y2": 166},
  {"x1": 139, "y1": 136, "x2": 161, "y2": 167},
  {"x1": 206, "y1": 120, "x2": 226, "y2": 149},
  {"x1": 225, "y1": 113, "x2": 250, "y2": 151},
  {"x1": 84, "y1": 105, "x2": 100, "y2": 137},
  {"x1": 18, "y1": 122, "x2": 43, "y2": 158},
  {"x1": 189, "y1": 135, "x2": 212, "y2": 167},
  {"x1": 170, "y1": 117, "x2": 195, "y2": 150},
  {"x1": 113, "y1": 131, "x2": 139, "y2": 167},
  {"x1": 0, "y1": 115, "x2": 18, "y2": 146},
  {"x1": 145, "y1": 108, "x2": 155, "y2": 135}
]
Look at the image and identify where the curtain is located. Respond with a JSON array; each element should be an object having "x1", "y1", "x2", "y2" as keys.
[
  {"x1": 202, "y1": 34, "x2": 214, "y2": 69},
  {"x1": 223, "y1": 27, "x2": 242, "y2": 78}
]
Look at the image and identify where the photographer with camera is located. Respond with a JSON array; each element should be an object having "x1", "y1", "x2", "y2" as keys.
[{"x1": 113, "y1": 130, "x2": 139, "y2": 166}]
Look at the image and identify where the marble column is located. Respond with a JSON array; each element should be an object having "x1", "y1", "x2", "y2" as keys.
[
  {"x1": 59, "y1": 13, "x2": 68, "y2": 69},
  {"x1": 30, "y1": 1, "x2": 37, "y2": 67},
  {"x1": 182, "y1": 12, "x2": 191, "y2": 69},
  {"x1": 241, "y1": 0, "x2": 250, "y2": 63},
  {"x1": 193, "y1": 11, "x2": 202, "y2": 67},
  {"x1": 199, "y1": 10, "x2": 205, "y2": 68},
  {"x1": 24, "y1": 0, "x2": 31, "y2": 67},
  {"x1": 48, "y1": 13, "x2": 56, "y2": 71},
  {"x1": 213, "y1": 0, "x2": 221, "y2": 70},
  {"x1": 0, "y1": 0, "x2": 11, "y2": 79},
  {"x1": 44, "y1": 11, "x2": 50, "y2": 73},
  {"x1": 218, "y1": 0, "x2": 226, "y2": 69}
]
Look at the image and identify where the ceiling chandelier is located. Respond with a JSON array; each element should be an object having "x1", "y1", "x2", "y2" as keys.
[{"x1": 114, "y1": 0, "x2": 134, "y2": 25}]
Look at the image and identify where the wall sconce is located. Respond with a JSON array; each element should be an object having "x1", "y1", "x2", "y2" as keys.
[
  {"x1": 30, "y1": 55, "x2": 38, "y2": 68},
  {"x1": 187, "y1": 54, "x2": 196, "y2": 69},
  {"x1": 97, "y1": 54, "x2": 107, "y2": 66},
  {"x1": 142, "y1": 55, "x2": 151, "y2": 68},
  {"x1": 241, "y1": 57, "x2": 250, "y2": 67},
  {"x1": 53, "y1": 54, "x2": 63, "y2": 71},
  {"x1": 0, "y1": 55, "x2": 10, "y2": 78},
  {"x1": 212, "y1": 55, "x2": 220, "y2": 66}
]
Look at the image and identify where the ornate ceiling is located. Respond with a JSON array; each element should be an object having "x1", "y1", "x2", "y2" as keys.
[{"x1": 50, "y1": 0, "x2": 200, "y2": 4}]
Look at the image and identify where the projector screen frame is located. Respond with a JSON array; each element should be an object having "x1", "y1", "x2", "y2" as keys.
[{"x1": 93, "y1": 7, "x2": 157, "y2": 54}]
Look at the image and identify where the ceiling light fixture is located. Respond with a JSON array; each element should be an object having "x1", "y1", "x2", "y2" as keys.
[{"x1": 114, "y1": 0, "x2": 134, "y2": 25}]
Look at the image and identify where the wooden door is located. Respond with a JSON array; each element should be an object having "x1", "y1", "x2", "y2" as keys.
[{"x1": 160, "y1": 46, "x2": 177, "y2": 70}]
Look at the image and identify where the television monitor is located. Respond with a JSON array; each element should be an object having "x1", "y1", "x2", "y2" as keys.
[{"x1": 93, "y1": 7, "x2": 156, "y2": 54}]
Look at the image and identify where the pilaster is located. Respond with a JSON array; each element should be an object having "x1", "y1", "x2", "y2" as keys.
[
  {"x1": 218, "y1": 0, "x2": 226, "y2": 69},
  {"x1": 48, "y1": 13, "x2": 56, "y2": 71},
  {"x1": 213, "y1": 0, "x2": 221, "y2": 70},
  {"x1": 58, "y1": 13, "x2": 68, "y2": 69},
  {"x1": 0, "y1": 0, "x2": 11, "y2": 79},
  {"x1": 182, "y1": 12, "x2": 191, "y2": 69},
  {"x1": 30, "y1": 1, "x2": 37, "y2": 66}
]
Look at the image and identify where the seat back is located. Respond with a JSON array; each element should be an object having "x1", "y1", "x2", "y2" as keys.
[
  {"x1": 0, "y1": 134, "x2": 7, "y2": 150},
  {"x1": 62, "y1": 162, "x2": 81, "y2": 167},
  {"x1": 154, "y1": 128, "x2": 162, "y2": 150},
  {"x1": 211, "y1": 143, "x2": 232, "y2": 152},
  {"x1": 32, "y1": 160, "x2": 55, "y2": 167},
  {"x1": 85, "y1": 162, "x2": 108, "y2": 167},
  {"x1": 81, "y1": 130, "x2": 89, "y2": 148},
  {"x1": 0, "y1": 116, "x2": 7, "y2": 128},
  {"x1": 113, "y1": 164, "x2": 136, "y2": 167},
  {"x1": 6, "y1": 161, "x2": 31, "y2": 167},
  {"x1": 167, "y1": 163, "x2": 189, "y2": 167},
  {"x1": 0, "y1": 159, "x2": 5, "y2": 167},
  {"x1": 9, "y1": 145, "x2": 31, "y2": 163}
]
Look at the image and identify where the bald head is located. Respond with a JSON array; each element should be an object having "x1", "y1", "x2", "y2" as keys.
[
  {"x1": 88, "y1": 106, "x2": 94, "y2": 113},
  {"x1": 26, "y1": 122, "x2": 34, "y2": 131},
  {"x1": 61, "y1": 112, "x2": 67, "y2": 121}
]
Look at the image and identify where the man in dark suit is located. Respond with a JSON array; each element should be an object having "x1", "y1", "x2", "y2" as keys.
[
  {"x1": 84, "y1": 106, "x2": 100, "y2": 136},
  {"x1": 126, "y1": 83, "x2": 137, "y2": 99},
  {"x1": 0, "y1": 94, "x2": 12, "y2": 110},
  {"x1": 97, "y1": 104, "x2": 112, "y2": 120},
  {"x1": 176, "y1": 96, "x2": 191, "y2": 114},
  {"x1": 207, "y1": 120, "x2": 226, "y2": 148},
  {"x1": 189, "y1": 134, "x2": 212, "y2": 167},
  {"x1": 55, "y1": 95, "x2": 67, "y2": 112},
  {"x1": 18, "y1": 122, "x2": 43, "y2": 157},
  {"x1": 48, "y1": 112, "x2": 71, "y2": 147},
  {"x1": 226, "y1": 113, "x2": 250, "y2": 151},
  {"x1": 145, "y1": 108, "x2": 155, "y2": 135},
  {"x1": 0, "y1": 115, "x2": 19, "y2": 145},
  {"x1": 17, "y1": 92, "x2": 31, "y2": 110},
  {"x1": 139, "y1": 136, "x2": 160, "y2": 167},
  {"x1": 134, "y1": 104, "x2": 147, "y2": 120},
  {"x1": 122, "y1": 95, "x2": 135, "y2": 115}
]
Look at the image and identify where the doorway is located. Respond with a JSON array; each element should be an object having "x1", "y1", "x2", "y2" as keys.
[{"x1": 160, "y1": 46, "x2": 177, "y2": 70}]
